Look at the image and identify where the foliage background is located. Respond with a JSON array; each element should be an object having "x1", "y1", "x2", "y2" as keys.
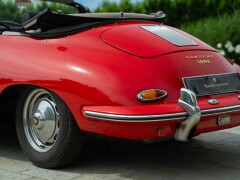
[
  {"x1": 95, "y1": 0, "x2": 240, "y2": 63},
  {"x1": 96, "y1": 0, "x2": 240, "y2": 27},
  {"x1": 0, "y1": 0, "x2": 77, "y2": 22},
  {"x1": 0, "y1": 0, "x2": 239, "y2": 62}
]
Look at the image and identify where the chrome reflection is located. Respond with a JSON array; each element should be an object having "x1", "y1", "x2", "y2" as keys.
[
  {"x1": 23, "y1": 89, "x2": 59, "y2": 153},
  {"x1": 175, "y1": 88, "x2": 201, "y2": 142},
  {"x1": 208, "y1": 99, "x2": 219, "y2": 105},
  {"x1": 137, "y1": 89, "x2": 168, "y2": 102}
]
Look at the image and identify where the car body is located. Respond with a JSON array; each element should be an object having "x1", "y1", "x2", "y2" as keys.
[{"x1": 1, "y1": 0, "x2": 240, "y2": 168}]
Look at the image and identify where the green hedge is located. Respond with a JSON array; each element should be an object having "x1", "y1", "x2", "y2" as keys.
[
  {"x1": 0, "y1": 0, "x2": 77, "y2": 22},
  {"x1": 143, "y1": 0, "x2": 240, "y2": 26},
  {"x1": 181, "y1": 11, "x2": 240, "y2": 62},
  {"x1": 181, "y1": 11, "x2": 240, "y2": 47},
  {"x1": 1, "y1": 0, "x2": 240, "y2": 27},
  {"x1": 96, "y1": 0, "x2": 240, "y2": 27}
]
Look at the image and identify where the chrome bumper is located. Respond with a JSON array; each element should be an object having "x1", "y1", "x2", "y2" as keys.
[
  {"x1": 84, "y1": 88, "x2": 240, "y2": 142},
  {"x1": 174, "y1": 88, "x2": 201, "y2": 142},
  {"x1": 84, "y1": 105, "x2": 240, "y2": 122}
]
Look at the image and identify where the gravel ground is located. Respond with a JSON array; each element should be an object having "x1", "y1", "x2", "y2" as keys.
[{"x1": 1, "y1": 127, "x2": 240, "y2": 180}]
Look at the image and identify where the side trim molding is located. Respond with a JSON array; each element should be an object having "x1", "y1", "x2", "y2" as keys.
[
  {"x1": 202, "y1": 105, "x2": 240, "y2": 116},
  {"x1": 84, "y1": 104, "x2": 240, "y2": 122},
  {"x1": 84, "y1": 111, "x2": 187, "y2": 122}
]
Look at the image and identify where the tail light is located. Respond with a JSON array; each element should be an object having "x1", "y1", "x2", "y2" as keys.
[{"x1": 137, "y1": 89, "x2": 168, "y2": 102}]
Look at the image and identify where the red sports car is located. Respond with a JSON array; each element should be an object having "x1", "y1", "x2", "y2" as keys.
[{"x1": 1, "y1": 0, "x2": 240, "y2": 169}]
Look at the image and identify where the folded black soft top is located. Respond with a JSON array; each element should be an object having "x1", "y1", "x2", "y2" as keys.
[{"x1": 25, "y1": 10, "x2": 164, "y2": 38}]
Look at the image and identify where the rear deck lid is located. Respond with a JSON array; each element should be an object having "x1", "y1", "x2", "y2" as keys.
[{"x1": 101, "y1": 24, "x2": 216, "y2": 57}]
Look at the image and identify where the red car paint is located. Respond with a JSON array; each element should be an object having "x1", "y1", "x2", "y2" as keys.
[{"x1": 1, "y1": 21, "x2": 240, "y2": 140}]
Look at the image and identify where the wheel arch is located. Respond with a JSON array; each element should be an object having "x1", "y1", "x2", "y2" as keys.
[
  {"x1": 0, "y1": 84, "x2": 31, "y2": 127},
  {"x1": 0, "y1": 83, "x2": 87, "y2": 131},
  {"x1": 0, "y1": 84, "x2": 70, "y2": 127}
]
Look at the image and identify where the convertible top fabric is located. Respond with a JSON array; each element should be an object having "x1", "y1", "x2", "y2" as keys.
[{"x1": 25, "y1": 10, "x2": 163, "y2": 38}]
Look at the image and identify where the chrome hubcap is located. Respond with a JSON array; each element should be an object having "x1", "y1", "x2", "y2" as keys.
[{"x1": 23, "y1": 89, "x2": 59, "y2": 153}]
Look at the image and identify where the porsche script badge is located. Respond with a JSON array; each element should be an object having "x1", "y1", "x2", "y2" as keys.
[{"x1": 186, "y1": 55, "x2": 213, "y2": 64}]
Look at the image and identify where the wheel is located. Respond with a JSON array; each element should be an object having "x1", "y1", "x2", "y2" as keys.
[{"x1": 16, "y1": 87, "x2": 84, "y2": 168}]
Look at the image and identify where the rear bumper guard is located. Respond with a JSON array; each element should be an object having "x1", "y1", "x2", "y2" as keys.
[
  {"x1": 174, "y1": 88, "x2": 201, "y2": 142},
  {"x1": 84, "y1": 88, "x2": 240, "y2": 142}
]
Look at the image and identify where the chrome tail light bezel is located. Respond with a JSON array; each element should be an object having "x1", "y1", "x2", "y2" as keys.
[{"x1": 136, "y1": 89, "x2": 168, "y2": 103}]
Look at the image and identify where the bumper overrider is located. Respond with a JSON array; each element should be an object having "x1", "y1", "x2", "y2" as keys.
[{"x1": 83, "y1": 88, "x2": 240, "y2": 141}]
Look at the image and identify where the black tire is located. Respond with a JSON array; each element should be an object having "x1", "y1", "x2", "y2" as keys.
[{"x1": 16, "y1": 87, "x2": 84, "y2": 168}]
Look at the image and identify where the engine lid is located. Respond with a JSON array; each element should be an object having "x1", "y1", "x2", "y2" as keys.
[{"x1": 101, "y1": 24, "x2": 216, "y2": 57}]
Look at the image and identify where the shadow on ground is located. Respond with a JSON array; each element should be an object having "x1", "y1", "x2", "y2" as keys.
[{"x1": 1, "y1": 126, "x2": 240, "y2": 180}]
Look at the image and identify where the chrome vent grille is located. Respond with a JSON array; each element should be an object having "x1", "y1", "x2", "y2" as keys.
[{"x1": 140, "y1": 25, "x2": 198, "y2": 46}]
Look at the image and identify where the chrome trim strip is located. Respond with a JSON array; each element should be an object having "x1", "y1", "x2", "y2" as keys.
[
  {"x1": 84, "y1": 111, "x2": 187, "y2": 122},
  {"x1": 84, "y1": 104, "x2": 240, "y2": 122},
  {"x1": 202, "y1": 105, "x2": 240, "y2": 116}
]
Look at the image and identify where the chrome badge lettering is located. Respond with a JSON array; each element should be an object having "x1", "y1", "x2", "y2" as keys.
[
  {"x1": 186, "y1": 55, "x2": 213, "y2": 59},
  {"x1": 186, "y1": 55, "x2": 213, "y2": 64},
  {"x1": 204, "y1": 82, "x2": 229, "y2": 89},
  {"x1": 197, "y1": 60, "x2": 211, "y2": 64}
]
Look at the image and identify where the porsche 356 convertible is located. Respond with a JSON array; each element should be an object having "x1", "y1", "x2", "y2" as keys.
[{"x1": 0, "y1": 0, "x2": 240, "y2": 168}]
